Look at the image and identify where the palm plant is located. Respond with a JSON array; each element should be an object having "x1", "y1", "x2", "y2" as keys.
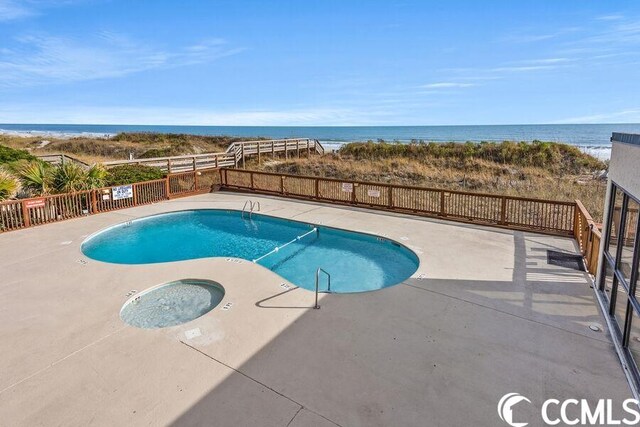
[
  {"x1": 50, "y1": 163, "x2": 88, "y2": 193},
  {"x1": 0, "y1": 169, "x2": 21, "y2": 201},
  {"x1": 11, "y1": 160, "x2": 51, "y2": 195},
  {"x1": 85, "y1": 164, "x2": 107, "y2": 189}
]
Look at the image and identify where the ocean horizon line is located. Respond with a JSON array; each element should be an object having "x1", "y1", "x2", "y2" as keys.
[{"x1": 2, "y1": 122, "x2": 640, "y2": 127}]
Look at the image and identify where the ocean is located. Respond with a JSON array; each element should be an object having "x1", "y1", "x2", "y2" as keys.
[{"x1": 2, "y1": 123, "x2": 640, "y2": 160}]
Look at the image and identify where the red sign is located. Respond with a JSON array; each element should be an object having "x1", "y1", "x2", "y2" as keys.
[{"x1": 25, "y1": 198, "x2": 46, "y2": 209}]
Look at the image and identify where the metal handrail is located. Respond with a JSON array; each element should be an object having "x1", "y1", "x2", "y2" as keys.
[
  {"x1": 241, "y1": 200, "x2": 252, "y2": 219},
  {"x1": 314, "y1": 267, "x2": 331, "y2": 309},
  {"x1": 241, "y1": 200, "x2": 261, "y2": 219}
]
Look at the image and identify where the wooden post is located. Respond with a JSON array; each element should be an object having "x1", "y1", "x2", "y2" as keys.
[
  {"x1": 133, "y1": 185, "x2": 138, "y2": 206},
  {"x1": 351, "y1": 182, "x2": 356, "y2": 204},
  {"x1": 500, "y1": 196, "x2": 507, "y2": 225},
  {"x1": 272, "y1": 141, "x2": 275, "y2": 157},
  {"x1": 573, "y1": 201, "x2": 580, "y2": 240},
  {"x1": 91, "y1": 189, "x2": 98, "y2": 213},
  {"x1": 297, "y1": 140, "x2": 300, "y2": 158},
  {"x1": 315, "y1": 178, "x2": 319, "y2": 199},
  {"x1": 215, "y1": 155, "x2": 218, "y2": 169},
  {"x1": 285, "y1": 141, "x2": 288, "y2": 160},
  {"x1": 192, "y1": 157, "x2": 197, "y2": 171},
  {"x1": 241, "y1": 144, "x2": 245, "y2": 169},
  {"x1": 250, "y1": 171, "x2": 254, "y2": 190},
  {"x1": 165, "y1": 176, "x2": 171, "y2": 199},
  {"x1": 388, "y1": 186, "x2": 393, "y2": 208},
  {"x1": 167, "y1": 159, "x2": 172, "y2": 173},
  {"x1": 440, "y1": 191, "x2": 446, "y2": 216},
  {"x1": 280, "y1": 175, "x2": 285, "y2": 194},
  {"x1": 194, "y1": 171, "x2": 199, "y2": 192},
  {"x1": 21, "y1": 200, "x2": 31, "y2": 228},
  {"x1": 257, "y1": 143, "x2": 261, "y2": 164},
  {"x1": 307, "y1": 140, "x2": 311, "y2": 158}
]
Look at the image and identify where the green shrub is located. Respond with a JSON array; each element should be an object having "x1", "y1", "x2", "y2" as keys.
[
  {"x1": 106, "y1": 164, "x2": 165, "y2": 186},
  {"x1": 0, "y1": 169, "x2": 20, "y2": 200},
  {"x1": 86, "y1": 164, "x2": 108, "y2": 189},
  {"x1": 138, "y1": 144, "x2": 194, "y2": 158},
  {"x1": 0, "y1": 145, "x2": 37, "y2": 164}
]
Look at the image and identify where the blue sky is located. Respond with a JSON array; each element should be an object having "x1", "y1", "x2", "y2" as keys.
[{"x1": 0, "y1": 0, "x2": 639, "y2": 125}]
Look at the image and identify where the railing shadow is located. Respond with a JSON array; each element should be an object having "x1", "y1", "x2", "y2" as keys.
[{"x1": 254, "y1": 287, "x2": 312, "y2": 310}]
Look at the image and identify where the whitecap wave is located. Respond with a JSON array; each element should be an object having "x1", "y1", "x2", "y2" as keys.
[{"x1": 0, "y1": 129, "x2": 115, "y2": 139}]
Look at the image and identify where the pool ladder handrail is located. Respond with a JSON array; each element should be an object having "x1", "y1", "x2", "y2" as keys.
[
  {"x1": 241, "y1": 200, "x2": 261, "y2": 219},
  {"x1": 314, "y1": 267, "x2": 331, "y2": 309}
]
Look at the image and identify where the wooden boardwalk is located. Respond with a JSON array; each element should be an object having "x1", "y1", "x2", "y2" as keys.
[{"x1": 102, "y1": 138, "x2": 324, "y2": 172}]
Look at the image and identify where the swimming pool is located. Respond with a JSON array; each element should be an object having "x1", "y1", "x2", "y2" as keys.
[{"x1": 81, "y1": 210, "x2": 419, "y2": 293}]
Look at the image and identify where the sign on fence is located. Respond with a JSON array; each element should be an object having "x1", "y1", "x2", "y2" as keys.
[
  {"x1": 341, "y1": 183, "x2": 353, "y2": 193},
  {"x1": 25, "y1": 198, "x2": 46, "y2": 209},
  {"x1": 367, "y1": 189, "x2": 381, "y2": 198},
  {"x1": 112, "y1": 185, "x2": 133, "y2": 200}
]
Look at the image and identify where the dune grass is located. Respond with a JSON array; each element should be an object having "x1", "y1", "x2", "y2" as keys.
[
  {"x1": 0, "y1": 134, "x2": 609, "y2": 221},
  {"x1": 0, "y1": 132, "x2": 269, "y2": 163},
  {"x1": 250, "y1": 140, "x2": 608, "y2": 221}
]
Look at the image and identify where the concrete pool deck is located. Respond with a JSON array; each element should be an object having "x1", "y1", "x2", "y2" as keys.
[{"x1": 0, "y1": 191, "x2": 631, "y2": 426}]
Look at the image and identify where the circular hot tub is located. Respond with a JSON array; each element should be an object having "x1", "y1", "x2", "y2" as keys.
[{"x1": 120, "y1": 279, "x2": 225, "y2": 329}]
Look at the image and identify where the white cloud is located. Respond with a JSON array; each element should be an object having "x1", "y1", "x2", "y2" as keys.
[
  {"x1": 596, "y1": 14, "x2": 624, "y2": 21},
  {"x1": 0, "y1": 0, "x2": 88, "y2": 22},
  {"x1": 519, "y1": 58, "x2": 571, "y2": 65},
  {"x1": 554, "y1": 109, "x2": 640, "y2": 124},
  {"x1": 0, "y1": 0, "x2": 32, "y2": 21},
  {"x1": 501, "y1": 27, "x2": 581, "y2": 44},
  {"x1": 420, "y1": 82, "x2": 475, "y2": 89},
  {"x1": 0, "y1": 104, "x2": 390, "y2": 126},
  {"x1": 489, "y1": 65, "x2": 559, "y2": 73},
  {"x1": 0, "y1": 33, "x2": 244, "y2": 87}
]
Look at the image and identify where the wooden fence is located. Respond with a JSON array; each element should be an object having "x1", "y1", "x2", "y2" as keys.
[
  {"x1": 36, "y1": 153, "x2": 90, "y2": 168},
  {"x1": 0, "y1": 166, "x2": 604, "y2": 276},
  {"x1": 220, "y1": 169, "x2": 577, "y2": 236},
  {"x1": 0, "y1": 168, "x2": 221, "y2": 232}
]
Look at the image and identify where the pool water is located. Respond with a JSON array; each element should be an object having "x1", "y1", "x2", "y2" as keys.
[
  {"x1": 82, "y1": 210, "x2": 419, "y2": 293},
  {"x1": 120, "y1": 279, "x2": 225, "y2": 329}
]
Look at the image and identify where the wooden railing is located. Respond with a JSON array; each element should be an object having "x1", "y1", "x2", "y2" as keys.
[
  {"x1": 36, "y1": 153, "x2": 90, "y2": 168},
  {"x1": 102, "y1": 138, "x2": 324, "y2": 172},
  {"x1": 0, "y1": 168, "x2": 221, "y2": 232},
  {"x1": 573, "y1": 200, "x2": 601, "y2": 275},
  {"x1": 220, "y1": 169, "x2": 577, "y2": 236}
]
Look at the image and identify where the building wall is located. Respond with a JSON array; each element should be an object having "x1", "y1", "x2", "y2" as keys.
[{"x1": 610, "y1": 139, "x2": 640, "y2": 197}]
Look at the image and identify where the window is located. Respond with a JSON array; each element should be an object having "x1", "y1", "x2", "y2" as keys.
[
  {"x1": 629, "y1": 311, "x2": 640, "y2": 368},
  {"x1": 601, "y1": 262, "x2": 615, "y2": 301},
  {"x1": 620, "y1": 197, "x2": 639, "y2": 282},
  {"x1": 614, "y1": 283, "x2": 630, "y2": 335},
  {"x1": 607, "y1": 186, "x2": 626, "y2": 261},
  {"x1": 600, "y1": 183, "x2": 640, "y2": 383}
]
